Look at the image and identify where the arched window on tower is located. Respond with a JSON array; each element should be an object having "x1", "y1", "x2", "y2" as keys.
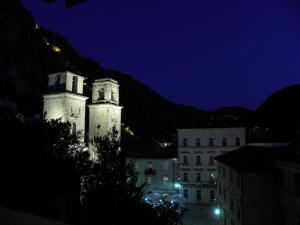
[
  {"x1": 55, "y1": 75, "x2": 61, "y2": 91},
  {"x1": 98, "y1": 87, "x2": 104, "y2": 100},
  {"x1": 72, "y1": 76, "x2": 78, "y2": 93}
]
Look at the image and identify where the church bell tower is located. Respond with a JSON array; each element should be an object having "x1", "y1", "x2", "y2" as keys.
[
  {"x1": 88, "y1": 78, "x2": 122, "y2": 144},
  {"x1": 43, "y1": 71, "x2": 88, "y2": 140}
]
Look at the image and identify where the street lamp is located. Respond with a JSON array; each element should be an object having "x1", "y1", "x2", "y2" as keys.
[
  {"x1": 174, "y1": 182, "x2": 181, "y2": 194},
  {"x1": 214, "y1": 208, "x2": 220, "y2": 216},
  {"x1": 213, "y1": 207, "x2": 221, "y2": 224}
]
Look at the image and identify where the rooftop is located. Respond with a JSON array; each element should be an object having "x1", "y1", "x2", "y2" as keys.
[{"x1": 215, "y1": 145, "x2": 288, "y2": 172}]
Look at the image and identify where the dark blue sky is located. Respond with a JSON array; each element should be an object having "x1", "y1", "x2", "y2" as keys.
[{"x1": 22, "y1": 0, "x2": 300, "y2": 111}]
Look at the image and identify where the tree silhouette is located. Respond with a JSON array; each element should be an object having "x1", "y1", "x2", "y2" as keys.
[{"x1": 80, "y1": 128, "x2": 166, "y2": 225}]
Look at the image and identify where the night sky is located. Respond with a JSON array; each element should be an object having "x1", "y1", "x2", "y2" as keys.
[{"x1": 21, "y1": 0, "x2": 300, "y2": 111}]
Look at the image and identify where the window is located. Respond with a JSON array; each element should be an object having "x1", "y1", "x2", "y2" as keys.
[
  {"x1": 197, "y1": 189, "x2": 201, "y2": 201},
  {"x1": 183, "y1": 138, "x2": 188, "y2": 147},
  {"x1": 184, "y1": 189, "x2": 188, "y2": 198},
  {"x1": 183, "y1": 156, "x2": 188, "y2": 165},
  {"x1": 196, "y1": 156, "x2": 201, "y2": 165},
  {"x1": 237, "y1": 205, "x2": 241, "y2": 221},
  {"x1": 209, "y1": 138, "x2": 214, "y2": 146},
  {"x1": 210, "y1": 174, "x2": 214, "y2": 183},
  {"x1": 209, "y1": 156, "x2": 214, "y2": 165},
  {"x1": 98, "y1": 87, "x2": 104, "y2": 100},
  {"x1": 55, "y1": 75, "x2": 61, "y2": 91},
  {"x1": 196, "y1": 138, "x2": 200, "y2": 147},
  {"x1": 223, "y1": 167, "x2": 226, "y2": 177},
  {"x1": 218, "y1": 165, "x2": 221, "y2": 175},
  {"x1": 219, "y1": 185, "x2": 222, "y2": 196},
  {"x1": 72, "y1": 76, "x2": 78, "y2": 93},
  {"x1": 183, "y1": 173, "x2": 188, "y2": 182},
  {"x1": 230, "y1": 171, "x2": 233, "y2": 183},
  {"x1": 163, "y1": 176, "x2": 169, "y2": 184},
  {"x1": 236, "y1": 138, "x2": 240, "y2": 146},
  {"x1": 210, "y1": 190, "x2": 215, "y2": 200},
  {"x1": 230, "y1": 198, "x2": 233, "y2": 211},
  {"x1": 222, "y1": 138, "x2": 227, "y2": 146},
  {"x1": 223, "y1": 190, "x2": 226, "y2": 201},
  {"x1": 196, "y1": 173, "x2": 201, "y2": 182}
]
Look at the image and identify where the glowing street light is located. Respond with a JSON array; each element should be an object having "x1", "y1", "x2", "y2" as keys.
[
  {"x1": 174, "y1": 183, "x2": 181, "y2": 189},
  {"x1": 214, "y1": 208, "x2": 221, "y2": 216}
]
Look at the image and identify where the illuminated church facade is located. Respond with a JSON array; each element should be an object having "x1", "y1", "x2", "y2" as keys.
[{"x1": 43, "y1": 71, "x2": 122, "y2": 157}]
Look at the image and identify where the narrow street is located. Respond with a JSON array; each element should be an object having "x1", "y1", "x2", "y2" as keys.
[{"x1": 182, "y1": 204, "x2": 219, "y2": 225}]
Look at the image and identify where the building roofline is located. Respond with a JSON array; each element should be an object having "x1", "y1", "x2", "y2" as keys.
[
  {"x1": 48, "y1": 71, "x2": 88, "y2": 79},
  {"x1": 43, "y1": 92, "x2": 89, "y2": 100},
  {"x1": 94, "y1": 78, "x2": 119, "y2": 85}
]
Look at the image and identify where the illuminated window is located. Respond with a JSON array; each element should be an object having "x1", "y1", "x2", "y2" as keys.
[
  {"x1": 209, "y1": 138, "x2": 214, "y2": 146},
  {"x1": 183, "y1": 138, "x2": 188, "y2": 147},
  {"x1": 163, "y1": 176, "x2": 169, "y2": 184},
  {"x1": 222, "y1": 138, "x2": 227, "y2": 146},
  {"x1": 196, "y1": 138, "x2": 200, "y2": 147}
]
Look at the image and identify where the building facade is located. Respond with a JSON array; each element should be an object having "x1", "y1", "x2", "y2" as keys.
[
  {"x1": 215, "y1": 145, "x2": 300, "y2": 225},
  {"x1": 272, "y1": 154, "x2": 300, "y2": 225},
  {"x1": 177, "y1": 128, "x2": 246, "y2": 204}
]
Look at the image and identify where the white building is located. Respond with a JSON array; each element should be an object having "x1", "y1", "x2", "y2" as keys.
[
  {"x1": 43, "y1": 71, "x2": 122, "y2": 156},
  {"x1": 177, "y1": 128, "x2": 246, "y2": 204}
]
